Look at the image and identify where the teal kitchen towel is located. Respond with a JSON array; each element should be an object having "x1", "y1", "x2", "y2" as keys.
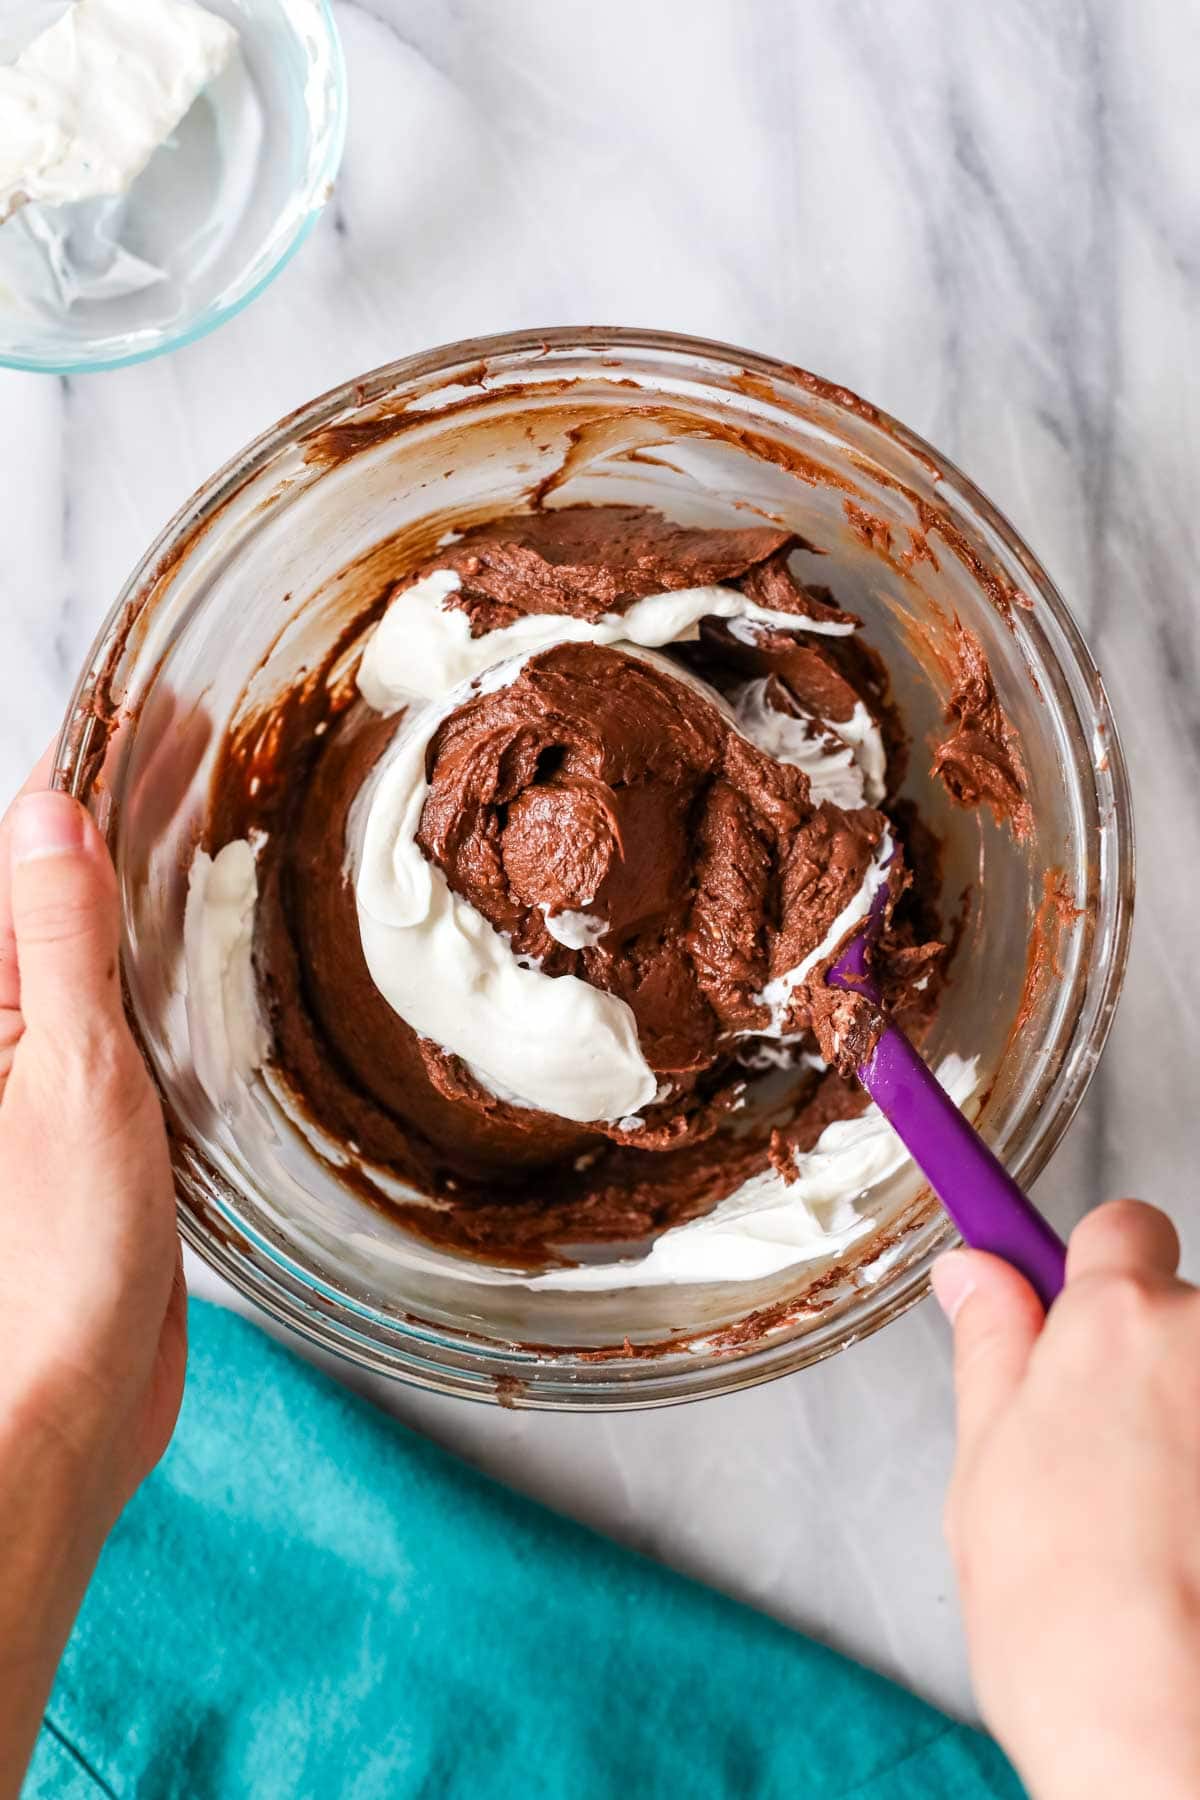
[{"x1": 26, "y1": 1299, "x2": 1024, "y2": 1799}]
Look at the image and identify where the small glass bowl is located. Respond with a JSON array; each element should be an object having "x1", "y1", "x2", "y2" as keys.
[
  {"x1": 56, "y1": 328, "x2": 1134, "y2": 1406},
  {"x1": 0, "y1": 0, "x2": 346, "y2": 373}
]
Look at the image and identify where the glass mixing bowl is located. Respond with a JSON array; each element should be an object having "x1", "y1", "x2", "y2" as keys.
[
  {"x1": 0, "y1": 0, "x2": 346, "y2": 373},
  {"x1": 56, "y1": 327, "x2": 1133, "y2": 1406}
]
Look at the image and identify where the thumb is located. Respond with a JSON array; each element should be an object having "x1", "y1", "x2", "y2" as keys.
[
  {"x1": 9, "y1": 791, "x2": 124, "y2": 1036},
  {"x1": 932, "y1": 1249, "x2": 1045, "y2": 1462}
]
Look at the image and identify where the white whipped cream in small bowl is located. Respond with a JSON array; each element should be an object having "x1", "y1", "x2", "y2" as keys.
[
  {"x1": 54, "y1": 329, "x2": 1132, "y2": 1406},
  {"x1": 0, "y1": 0, "x2": 345, "y2": 372}
]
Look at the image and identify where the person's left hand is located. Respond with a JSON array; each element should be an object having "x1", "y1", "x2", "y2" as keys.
[
  {"x1": 0, "y1": 754, "x2": 185, "y2": 1508},
  {"x1": 0, "y1": 755, "x2": 186, "y2": 1797}
]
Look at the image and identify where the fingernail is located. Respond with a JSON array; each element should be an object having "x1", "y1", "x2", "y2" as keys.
[
  {"x1": 931, "y1": 1251, "x2": 976, "y2": 1324},
  {"x1": 11, "y1": 792, "x2": 86, "y2": 863}
]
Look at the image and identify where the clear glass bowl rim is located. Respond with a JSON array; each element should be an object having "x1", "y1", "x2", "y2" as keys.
[
  {"x1": 0, "y1": 0, "x2": 348, "y2": 376},
  {"x1": 55, "y1": 324, "x2": 1135, "y2": 1407}
]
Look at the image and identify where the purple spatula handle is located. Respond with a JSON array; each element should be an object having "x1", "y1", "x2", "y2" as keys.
[
  {"x1": 828, "y1": 891, "x2": 1066, "y2": 1309},
  {"x1": 860, "y1": 1025, "x2": 1066, "y2": 1309}
]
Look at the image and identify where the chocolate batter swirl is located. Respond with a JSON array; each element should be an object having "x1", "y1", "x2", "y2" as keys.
[{"x1": 213, "y1": 506, "x2": 952, "y2": 1266}]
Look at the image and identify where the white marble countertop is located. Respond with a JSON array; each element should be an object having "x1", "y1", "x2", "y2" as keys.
[{"x1": 2, "y1": 0, "x2": 1198, "y2": 1724}]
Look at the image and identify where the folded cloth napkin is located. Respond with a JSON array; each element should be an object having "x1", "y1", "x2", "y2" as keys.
[{"x1": 26, "y1": 1300, "x2": 1024, "y2": 1799}]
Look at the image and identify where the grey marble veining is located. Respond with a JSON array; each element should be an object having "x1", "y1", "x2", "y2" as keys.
[{"x1": 1, "y1": 0, "x2": 1198, "y2": 1722}]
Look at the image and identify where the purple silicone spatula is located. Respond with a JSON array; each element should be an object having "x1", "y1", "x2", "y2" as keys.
[{"x1": 827, "y1": 872, "x2": 1066, "y2": 1309}]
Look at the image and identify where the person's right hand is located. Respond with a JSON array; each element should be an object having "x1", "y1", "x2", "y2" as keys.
[{"x1": 934, "y1": 1200, "x2": 1200, "y2": 1800}]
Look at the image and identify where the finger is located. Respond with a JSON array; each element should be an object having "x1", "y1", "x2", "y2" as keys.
[
  {"x1": 7, "y1": 790, "x2": 124, "y2": 1039},
  {"x1": 0, "y1": 745, "x2": 58, "y2": 1015},
  {"x1": 1067, "y1": 1198, "x2": 1181, "y2": 1282},
  {"x1": 932, "y1": 1248, "x2": 1045, "y2": 1465}
]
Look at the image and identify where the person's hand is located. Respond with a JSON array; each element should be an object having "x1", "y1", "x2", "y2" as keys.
[
  {"x1": 0, "y1": 755, "x2": 185, "y2": 1495},
  {"x1": 934, "y1": 1201, "x2": 1200, "y2": 1800},
  {"x1": 0, "y1": 756, "x2": 185, "y2": 1795}
]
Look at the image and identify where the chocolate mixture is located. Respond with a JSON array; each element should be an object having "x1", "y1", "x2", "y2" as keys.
[
  {"x1": 933, "y1": 623, "x2": 1032, "y2": 840},
  {"x1": 210, "y1": 505, "x2": 1009, "y2": 1268}
]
